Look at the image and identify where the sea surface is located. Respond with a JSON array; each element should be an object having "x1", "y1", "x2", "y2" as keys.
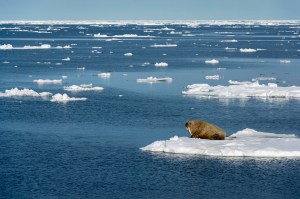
[{"x1": 1, "y1": 21, "x2": 300, "y2": 199}]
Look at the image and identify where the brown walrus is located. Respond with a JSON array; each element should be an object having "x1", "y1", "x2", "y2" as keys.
[{"x1": 185, "y1": 120, "x2": 226, "y2": 140}]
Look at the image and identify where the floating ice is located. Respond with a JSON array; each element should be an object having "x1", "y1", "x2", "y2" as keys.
[
  {"x1": 252, "y1": 77, "x2": 276, "y2": 81},
  {"x1": 240, "y1": 48, "x2": 257, "y2": 53},
  {"x1": 225, "y1": 47, "x2": 237, "y2": 51},
  {"x1": 94, "y1": 33, "x2": 109, "y2": 37},
  {"x1": 50, "y1": 93, "x2": 87, "y2": 103},
  {"x1": 23, "y1": 44, "x2": 51, "y2": 49},
  {"x1": 182, "y1": 80, "x2": 300, "y2": 98},
  {"x1": 33, "y1": 79, "x2": 62, "y2": 84},
  {"x1": 77, "y1": 67, "x2": 85, "y2": 70},
  {"x1": 112, "y1": 34, "x2": 154, "y2": 38},
  {"x1": 205, "y1": 75, "x2": 220, "y2": 80},
  {"x1": 62, "y1": 76, "x2": 68, "y2": 79},
  {"x1": 0, "y1": 88, "x2": 52, "y2": 98},
  {"x1": 136, "y1": 76, "x2": 173, "y2": 83},
  {"x1": 0, "y1": 44, "x2": 71, "y2": 50},
  {"x1": 141, "y1": 128, "x2": 300, "y2": 157},
  {"x1": 280, "y1": 60, "x2": 291, "y2": 64},
  {"x1": 63, "y1": 84, "x2": 104, "y2": 91},
  {"x1": 124, "y1": 52, "x2": 133, "y2": 56},
  {"x1": 0, "y1": 44, "x2": 13, "y2": 49},
  {"x1": 62, "y1": 57, "x2": 70, "y2": 61},
  {"x1": 98, "y1": 73, "x2": 111, "y2": 78},
  {"x1": 221, "y1": 39, "x2": 238, "y2": 43},
  {"x1": 150, "y1": 44, "x2": 177, "y2": 47},
  {"x1": 154, "y1": 62, "x2": 168, "y2": 67},
  {"x1": 205, "y1": 59, "x2": 219, "y2": 64}
]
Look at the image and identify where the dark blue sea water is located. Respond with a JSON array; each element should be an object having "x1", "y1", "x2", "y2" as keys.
[{"x1": 1, "y1": 21, "x2": 300, "y2": 199}]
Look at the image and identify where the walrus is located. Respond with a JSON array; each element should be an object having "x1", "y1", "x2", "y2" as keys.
[{"x1": 185, "y1": 120, "x2": 226, "y2": 140}]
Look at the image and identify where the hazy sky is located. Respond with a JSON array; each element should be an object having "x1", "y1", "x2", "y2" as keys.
[{"x1": 0, "y1": 0, "x2": 299, "y2": 20}]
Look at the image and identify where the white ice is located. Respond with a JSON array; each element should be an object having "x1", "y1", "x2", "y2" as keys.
[
  {"x1": 62, "y1": 57, "x2": 70, "y2": 61},
  {"x1": 141, "y1": 128, "x2": 300, "y2": 157},
  {"x1": 154, "y1": 62, "x2": 168, "y2": 67},
  {"x1": 182, "y1": 80, "x2": 300, "y2": 98},
  {"x1": 98, "y1": 72, "x2": 111, "y2": 78},
  {"x1": 124, "y1": 52, "x2": 133, "y2": 56},
  {"x1": 136, "y1": 76, "x2": 173, "y2": 83},
  {"x1": 63, "y1": 84, "x2": 104, "y2": 91},
  {"x1": 150, "y1": 44, "x2": 177, "y2": 47},
  {"x1": 240, "y1": 48, "x2": 257, "y2": 53},
  {"x1": 205, "y1": 75, "x2": 220, "y2": 80},
  {"x1": 33, "y1": 79, "x2": 62, "y2": 84},
  {"x1": 205, "y1": 59, "x2": 219, "y2": 64},
  {"x1": 280, "y1": 60, "x2": 291, "y2": 64},
  {"x1": 0, "y1": 88, "x2": 52, "y2": 98},
  {"x1": 50, "y1": 93, "x2": 87, "y2": 103},
  {"x1": 221, "y1": 39, "x2": 238, "y2": 43}
]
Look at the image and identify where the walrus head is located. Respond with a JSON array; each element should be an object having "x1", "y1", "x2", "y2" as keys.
[{"x1": 185, "y1": 120, "x2": 193, "y2": 136}]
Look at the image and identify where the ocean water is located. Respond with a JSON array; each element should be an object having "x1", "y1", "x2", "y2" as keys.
[{"x1": 1, "y1": 21, "x2": 300, "y2": 199}]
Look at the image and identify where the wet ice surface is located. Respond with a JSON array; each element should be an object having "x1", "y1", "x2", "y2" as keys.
[{"x1": 1, "y1": 21, "x2": 300, "y2": 199}]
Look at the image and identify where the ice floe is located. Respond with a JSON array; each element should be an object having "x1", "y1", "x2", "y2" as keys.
[
  {"x1": 124, "y1": 52, "x2": 133, "y2": 56},
  {"x1": 182, "y1": 80, "x2": 300, "y2": 98},
  {"x1": 141, "y1": 128, "x2": 300, "y2": 157},
  {"x1": 62, "y1": 57, "x2": 70, "y2": 61},
  {"x1": 280, "y1": 60, "x2": 291, "y2": 64},
  {"x1": 98, "y1": 73, "x2": 111, "y2": 79},
  {"x1": 33, "y1": 79, "x2": 62, "y2": 84},
  {"x1": 221, "y1": 39, "x2": 238, "y2": 43},
  {"x1": 205, "y1": 75, "x2": 221, "y2": 80},
  {"x1": 205, "y1": 59, "x2": 219, "y2": 64},
  {"x1": 50, "y1": 93, "x2": 87, "y2": 103},
  {"x1": 150, "y1": 44, "x2": 177, "y2": 47},
  {"x1": 0, "y1": 44, "x2": 71, "y2": 50},
  {"x1": 63, "y1": 84, "x2": 104, "y2": 91},
  {"x1": 240, "y1": 48, "x2": 257, "y2": 53},
  {"x1": 136, "y1": 76, "x2": 173, "y2": 83},
  {"x1": 0, "y1": 88, "x2": 52, "y2": 98},
  {"x1": 0, "y1": 44, "x2": 13, "y2": 49},
  {"x1": 98, "y1": 73, "x2": 111, "y2": 78},
  {"x1": 155, "y1": 62, "x2": 168, "y2": 67},
  {"x1": 252, "y1": 77, "x2": 276, "y2": 81}
]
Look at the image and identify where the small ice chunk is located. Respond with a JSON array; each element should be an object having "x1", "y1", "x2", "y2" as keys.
[
  {"x1": 150, "y1": 44, "x2": 177, "y2": 47},
  {"x1": 98, "y1": 73, "x2": 111, "y2": 78},
  {"x1": 240, "y1": 48, "x2": 257, "y2": 53},
  {"x1": 280, "y1": 60, "x2": 291, "y2": 64},
  {"x1": 205, "y1": 75, "x2": 220, "y2": 80},
  {"x1": 62, "y1": 57, "x2": 70, "y2": 61},
  {"x1": 33, "y1": 79, "x2": 62, "y2": 84},
  {"x1": 77, "y1": 67, "x2": 85, "y2": 70},
  {"x1": 154, "y1": 62, "x2": 168, "y2": 67},
  {"x1": 205, "y1": 59, "x2": 219, "y2": 64},
  {"x1": 124, "y1": 52, "x2": 133, "y2": 56},
  {"x1": 136, "y1": 76, "x2": 173, "y2": 83}
]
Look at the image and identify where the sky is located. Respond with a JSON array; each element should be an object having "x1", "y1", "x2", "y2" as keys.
[{"x1": 0, "y1": 0, "x2": 299, "y2": 21}]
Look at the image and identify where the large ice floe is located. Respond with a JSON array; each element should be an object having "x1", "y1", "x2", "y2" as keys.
[
  {"x1": 136, "y1": 76, "x2": 173, "y2": 83},
  {"x1": 50, "y1": 93, "x2": 87, "y2": 103},
  {"x1": 141, "y1": 128, "x2": 300, "y2": 157},
  {"x1": 63, "y1": 84, "x2": 104, "y2": 91},
  {"x1": 0, "y1": 88, "x2": 51, "y2": 98},
  {"x1": 0, "y1": 88, "x2": 87, "y2": 103},
  {"x1": 182, "y1": 80, "x2": 300, "y2": 99},
  {"x1": 98, "y1": 73, "x2": 111, "y2": 78},
  {"x1": 0, "y1": 44, "x2": 71, "y2": 50}
]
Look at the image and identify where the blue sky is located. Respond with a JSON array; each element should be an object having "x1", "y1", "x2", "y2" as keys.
[{"x1": 0, "y1": 0, "x2": 299, "y2": 20}]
